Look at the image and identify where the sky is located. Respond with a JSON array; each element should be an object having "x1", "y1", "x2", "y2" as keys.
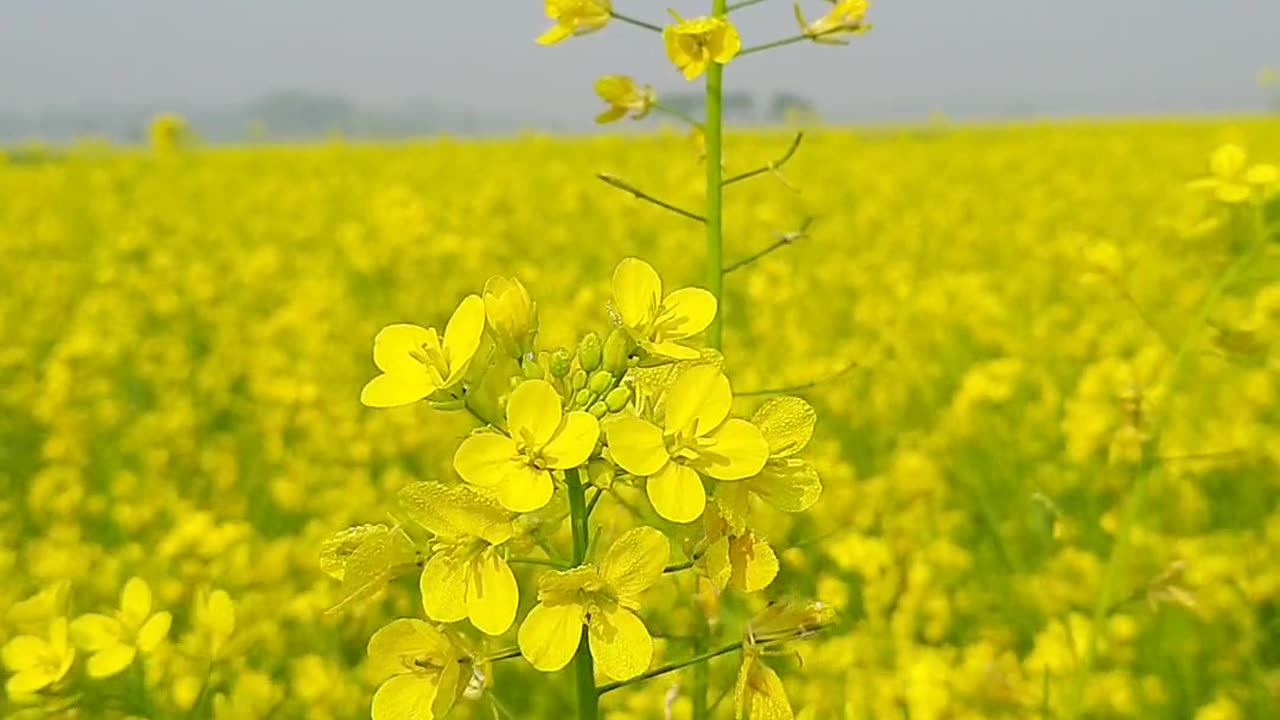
[{"x1": 2, "y1": 0, "x2": 1278, "y2": 122}]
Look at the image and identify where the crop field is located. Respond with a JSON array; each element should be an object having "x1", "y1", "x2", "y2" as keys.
[{"x1": 3, "y1": 118, "x2": 1280, "y2": 719}]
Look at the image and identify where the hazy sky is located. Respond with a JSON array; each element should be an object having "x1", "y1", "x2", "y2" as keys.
[{"x1": 3, "y1": 1, "x2": 1278, "y2": 120}]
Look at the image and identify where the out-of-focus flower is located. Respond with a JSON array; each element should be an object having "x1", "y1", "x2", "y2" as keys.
[
  {"x1": 365, "y1": 619, "x2": 472, "y2": 720},
  {"x1": 594, "y1": 76, "x2": 656, "y2": 124},
  {"x1": 663, "y1": 13, "x2": 741, "y2": 81},
  {"x1": 1187, "y1": 143, "x2": 1279, "y2": 204},
  {"x1": 794, "y1": 0, "x2": 871, "y2": 44},
  {"x1": 537, "y1": 0, "x2": 611, "y2": 45},
  {"x1": 2, "y1": 618, "x2": 75, "y2": 696},
  {"x1": 69, "y1": 577, "x2": 171, "y2": 678},
  {"x1": 483, "y1": 276, "x2": 538, "y2": 359}
]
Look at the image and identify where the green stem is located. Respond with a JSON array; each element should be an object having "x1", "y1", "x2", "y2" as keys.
[
  {"x1": 565, "y1": 469, "x2": 599, "y2": 720},
  {"x1": 610, "y1": 11, "x2": 663, "y2": 33},
  {"x1": 705, "y1": 0, "x2": 728, "y2": 351},
  {"x1": 727, "y1": 0, "x2": 770, "y2": 11},
  {"x1": 654, "y1": 102, "x2": 705, "y2": 130},
  {"x1": 507, "y1": 557, "x2": 571, "y2": 570},
  {"x1": 598, "y1": 641, "x2": 743, "y2": 694},
  {"x1": 663, "y1": 559, "x2": 695, "y2": 573}
]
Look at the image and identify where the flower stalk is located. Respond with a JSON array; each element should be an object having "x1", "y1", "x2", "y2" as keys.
[
  {"x1": 565, "y1": 468, "x2": 600, "y2": 720},
  {"x1": 705, "y1": 0, "x2": 729, "y2": 352}
]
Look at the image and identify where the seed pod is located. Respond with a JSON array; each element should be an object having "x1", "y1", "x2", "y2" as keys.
[
  {"x1": 574, "y1": 389, "x2": 592, "y2": 407},
  {"x1": 602, "y1": 328, "x2": 633, "y2": 374},
  {"x1": 549, "y1": 349, "x2": 573, "y2": 378},
  {"x1": 571, "y1": 369, "x2": 588, "y2": 391},
  {"x1": 588, "y1": 370, "x2": 613, "y2": 395},
  {"x1": 589, "y1": 401, "x2": 608, "y2": 419},
  {"x1": 521, "y1": 357, "x2": 545, "y2": 380},
  {"x1": 577, "y1": 332, "x2": 603, "y2": 372},
  {"x1": 604, "y1": 385, "x2": 632, "y2": 412}
]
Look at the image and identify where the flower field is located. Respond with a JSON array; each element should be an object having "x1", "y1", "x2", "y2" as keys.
[{"x1": 3, "y1": 117, "x2": 1280, "y2": 719}]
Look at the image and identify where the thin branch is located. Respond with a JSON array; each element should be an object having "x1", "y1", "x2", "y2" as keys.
[
  {"x1": 739, "y1": 26, "x2": 855, "y2": 56},
  {"x1": 664, "y1": 559, "x2": 695, "y2": 574},
  {"x1": 597, "y1": 173, "x2": 706, "y2": 224},
  {"x1": 610, "y1": 11, "x2": 663, "y2": 33},
  {"x1": 728, "y1": 0, "x2": 771, "y2": 11},
  {"x1": 586, "y1": 488, "x2": 603, "y2": 518},
  {"x1": 737, "y1": 359, "x2": 859, "y2": 396},
  {"x1": 485, "y1": 647, "x2": 523, "y2": 663},
  {"x1": 653, "y1": 102, "x2": 704, "y2": 130},
  {"x1": 598, "y1": 641, "x2": 743, "y2": 694},
  {"x1": 722, "y1": 132, "x2": 804, "y2": 186},
  {"x1": 723, "y1": 217, "x2": 814, "y2": 274},
  {"x1": 507, "y1": 557, "x2": 571, "y2": 570}
]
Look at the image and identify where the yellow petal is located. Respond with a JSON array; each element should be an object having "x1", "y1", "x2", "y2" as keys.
[
  {"x1": 454, "y1": 433, "x2": 521, "y2": 488},
  {"x1": 1246, "y1": 163, "x2": 1279, "y2": 186},
  {"x1": 536, "y1": 23, "x2": 573, "y2": 45},
  {"x1": 703, "y1": 535, "x2": 733, "y2": 589},
  {"x1": 542, "y1": 411, "x2": 600, "y2": 469},
  {"x1": 361, "y1": 372, "x2": 437, "y2": 409},
  {"x1": 466, "y1": 550, "x2": 518, "y2": 636},
  {"x1": 136, "y1": 611, "x2": 172, "y2": 653},
  {"x1": 711, "y1": 22, "x2": 742, "y2": 64},
  {"x1": 660, "y1": 287, "x2": 717, "y2": 339},
  {"x1": 644, "y1": 340, "x2": 703, "y2": 360},
  {"x1": 666, "y1": 365, "x2": 731, "y2": 437},
  {"x1": 747, "y1": 460, "x2": 822, "y2": 513},
  {"x1": 612, "y1": 257, "x2": 662, "y2": 329},
  {"x1": 432, "y1": 660, "x2": 464, "y2": 718},
  {"x1": 372, "y1": 324, "x2": 432, "y2": 375},
  {"x1": 736, "y1": 654, "x2": 794, "y2": 720},
  {"x1": 750, "y1": 397, "x2": 816, "y2": 458},
  {"x1": 600, "y1": 526, "x2": 670, "y2": 604},
  {"x1": 588, "y1": 605, "x2": 652, "y2": 681},
  {"x1": 594, "y1": 75, "x2": 634, "y2": 103},
  {"x1": 420, "y1": 556, "x2": 469, "y2": 624},
  {"x1": 367, "y1": 619, "x2": 452, "y2": 678},
  {"x1": 730, "y1": 533, "x2": 778, "y2": 593},
  {"x1": 517, "y1": 602, "x2": 586, "y2": 673},
  {"x1": 397, "y1": 481, "x2": 514, "y2": 545},
  {"x1": 371, "y1": 673, "x2": 439, "y2": 720},
  {"x1": 120, "y1": 577, "x2": 153, "y2": 625},
  {"x1": 1210, "y1": 144, "x2": 1247, "y2": 178},
  {"x1": 2, "y1": 635, "x2": 46, "y2": 671},
  {"x1": 87, "y1": 643, "x2": 137, "y2": 678},
  {"x1": 70, "y1": 613, "x2": 125, "y2": 652},
  {"x1": 493, "y1": 465, "x2": 554, "y2": 513},
  {"x1": 604, "y1": 415, "x2": 670, "y2": 476},
  {"x1": 442, "y1": 294, "x2": 486, "y2": 386},
  {"x1": 1216, "y1": 183, "x2": 1253, "y2": 204},
  {"x1": 698, "y1": 418, "x2": 770, "y2": 481},
  {"x1": 596, "y1": 106, "x2": 628, "y2": 124},
  {"x1": 646, "y1": 461, "x2": 706, "y2": 523},
  {"x1": 7, "y1": 668, "x2": 58, "y2": 696},
  {"x1": 507, "y1": 380, "x2": 563, "y2": 448}
]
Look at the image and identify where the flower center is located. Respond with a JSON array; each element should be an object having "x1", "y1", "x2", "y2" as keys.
[
  {"x1": 665, "y1": 423, "x2": 713, "y2": 462},
  {"x1": 408, "y1": 337, "x2": 450, "y2": 385},
  {"x1": 514, "y1": 428, "x2": 550, "y2": 470}
]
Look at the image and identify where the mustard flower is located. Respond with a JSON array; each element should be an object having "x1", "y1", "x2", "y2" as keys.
[
  {"x1": 518, "y1": 526, "x2": 668, "y2": 680},
  {"x1": 483, "y1": 275, "x2": 537, "y2": 360},
  {"x1": 733, "y1": 646, "x2": 792, "y2": 720},
  {"x1": 703, "y1": 504, "x2": 779, "y2": 593},
  {"x1": 604, "y1": 365, "x2": 769, "y2": 523},
  {"x1": 398, "y1": 481, "x2": 520, "y2": 636},
  {"x1": 537, "y1": 0, "x2": 612, "y2": 46},
  {"x1": 454, "y1": 379, "x2": 599, "y2": 512},
  {"x1": 365, "y1": 618, "x2": 472, "y2": 720},
  {"x1": 594, "y1": 75, "x2": 656, "y2": 124},
  {"x1": 360, "y1": 294, "x2": 486, "y2": 408},
  {"x1": 794, "y1": 0, "x2": 871, "y2": 44},
  {"x1": 2, "y1": 617, "x2": 75, "y2": 696},
  {"x1": 1187, "y1": 143, "x2": 1279, "y2": 204},
  {"x1": 663, "y1": 12, "x2": 742, "y2": 81},
  {"x1": 611, "y1": 256, "x2": 717, "y2": 361},
  {"x1": 69, "y1": 576, "x2": 172, "y2": 678},
  {"x1": 190, "y1": 588, "x2": 236, "y2": 661}
]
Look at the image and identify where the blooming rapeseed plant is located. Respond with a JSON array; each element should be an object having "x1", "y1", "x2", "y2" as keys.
[
  {"x1": 537, "y1": 0, "x2": 612, "y2": 46},
  {"x1": 360, "y1": 295, "x2": 486, "y2": 408},
  {"x1": 2, "y1": 618, "x2": 76, "y2": 696},
  {"x1": 365, "y1": 619, "x2": 473, "y2": 720},
  {"x1": 610, "y1": 257, "x2": 717, "y2": 361},
  {"x1": 663, "y1": 12, "x2": 742, "y2": 81},
  {"x1": 518, "y1": 526, "x2": 668, "y2": 681},
  {"x1": 69, "y1": 576, "x2": 172, "y2": 678}
]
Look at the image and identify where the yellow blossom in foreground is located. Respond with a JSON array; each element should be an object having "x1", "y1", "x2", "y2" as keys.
[
  {"x1": 483, "y1": 275, "x2": 537, "y2": 359},
  {"x1": 663, "y1": 13, "x2": 742, "y2": 81},
  {"x1": 366, "y1": 618, "x2": 472, "y2": 720},
  {"x1": 537, "y1": 0, "x2": 611, "y2": 45},
  {"x1": 734, "y1": 646, "x2": 792, "y2": 720},
  {"x1": 593, "y1": 75, "x2": 656, "y2": 124},
  {"x1": 605, "y1": 365, "x2": 770, "y2": 523},
  {"x1": 454, "y1": 379, "x2": 599, "y2": 512},
  {"x1": 70, "y1": 576, "x2": 172, "y2": 678},
  {"x1": 360, "y1": 294, "x2": 486, "y2": 408},
  {"x1": 2, "y1": 617, "x2": 75, "y2": 696},
  {"x1": 398, "y1": 481, "x2": 520, "y2": 636},
  {"x1": 1186, "y1": 143, "x2": 1280, "y2": 204},
  {"x1": 794, "y1": 0, "x2": 871, "y2": 44},
  {"x1": 518, "y1": 526, "x2": 668, "y2": 680},
  {"x1": 611, "y1": 256, "x2": 717, "y2": 360}
]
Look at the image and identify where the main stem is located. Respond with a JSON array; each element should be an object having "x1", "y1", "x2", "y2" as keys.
[
  {"x1": 566, "y1": 469, "x2": 599, "y2": 720},
  {"x1": 704, "y1": 0, "x2": 727, "y2": 352}
]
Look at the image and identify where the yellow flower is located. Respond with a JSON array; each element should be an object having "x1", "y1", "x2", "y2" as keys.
[
  {"x1": 517, "y1": 526, "x2": 668, "y2": 680},
  {"x1": 190, "y1": 588, "x2": 236, "y2": 661},
  {"x1": 663, "y1": 13, "x2": 742, "y2": 81},
  {"x1": 365, "y1": 619, "x2": 472, "y2": 720},
  {"x1": 69, "y1": 576, "x2": 172, "y2": 678},
  {"x1": 2, "y1": 617, "x2": 75, "y2": 697},
  {"x1": 733, "y1": 646, "x2": 792, "y2": 720},
  {"x1": 604, "y1": 365, "x2": 770, "y2": 523},
  {"x1": 594, "y1": 76, "x2": 656, "y2": 124},
  {"x1": 1186, "y1": 143, "x2": 1279, "y2": 204},
  {"x1": 610, "y1": 257, "x2": 717, "y2": 360},
  {"x1": 483, "y1": 276, "x2": 537, "y2": 360},
  {"x1": 454, "y1": 379, "x2": 600, "y2": 512},
  {"x1": 5, "y1": 580, "x2": 71, "y2": 634},
  {"x1": 397, "y1": 481, "x2": 520, "y2": 636},
  {"x1": 537, "y1": 0, "x2": 612, "y2": 46},
  {"x1": 793, "y1": 0, "x2": 871, "y2": 44},
  {"x1": 360, "y1": 294, "x2": 486, "y2": 408},
  {"x1": 702, "y1": 504, "x2": 779, "y2": 593}
]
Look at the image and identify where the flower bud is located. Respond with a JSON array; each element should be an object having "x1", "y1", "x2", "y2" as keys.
[
  {"x1": 521, "y1": 357, "x2": 545, "y2": 380},
  {"x1": 549, "y1": 349, "x2": 573, "y2": 378},
  {"x1": 604, "y1": 385, "x2": 632, "y2": 412},
  {"x1": 586, "y1": 459, "x2": 615, "y2": 489},
  {"x1": 577, "y1": 332, "x2": 603, "y2": 372},
  {"x1": 571, "y1": 370, "x2": 588, "y2": 391},
  {"x1": 589, "y1": 401, "x2": 609, "y2": 419},
  {"x1": 588, "y1": 370, "x2": 613, "y2": 395},
  {"x1": 483, "y1": 276, "x2": 538, "y2": 359},
  {"x1": 602, "y1": 329, "x2": 632, "y2": 374},
  {"x1": 574, "y1": 389, "x2": 592, "y2": 407}
]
